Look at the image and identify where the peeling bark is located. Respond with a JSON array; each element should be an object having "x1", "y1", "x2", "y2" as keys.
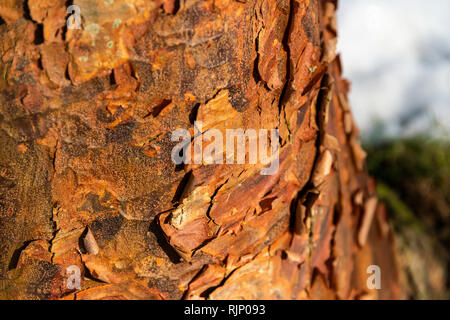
[{"x1": 0, "y1": 0, "x2": 402, "y2": 300}]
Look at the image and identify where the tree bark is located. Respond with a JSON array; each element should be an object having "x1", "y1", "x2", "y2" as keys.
[{"x1": 0, "y1": 0, "x2": 402, "y2": 299}]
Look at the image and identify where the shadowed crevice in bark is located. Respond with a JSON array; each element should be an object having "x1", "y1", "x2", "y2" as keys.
[
  {"x1": 150, "y1": 218, "x2": 181, "y2": 264},
  {"x1": 172, "y1": 170, "x2": 192, "y2": 204},
  {"x1": 8, "y1": 240, "x2": 35, "y2": 270}
]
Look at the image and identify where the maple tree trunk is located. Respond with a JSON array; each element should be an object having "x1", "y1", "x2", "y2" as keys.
[{"x1": 0, "y1": 0, "x2": 402, "y2": 299}]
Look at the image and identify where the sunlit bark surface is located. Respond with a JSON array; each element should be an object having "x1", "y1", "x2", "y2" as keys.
[{"x1": 0, "y1": 0, "x2": 401, "y2": 299}]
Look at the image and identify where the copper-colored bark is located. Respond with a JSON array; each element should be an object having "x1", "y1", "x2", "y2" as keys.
[{"x1": 0, "y1": 0, "x2": 401, "y2": 299}]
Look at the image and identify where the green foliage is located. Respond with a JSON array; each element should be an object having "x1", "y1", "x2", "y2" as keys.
[
  {"x1": 375, "y1": 182, "x2": 422, "y2": 232},
  {"x1": 365, "y1": 135, "x2": 449, "y2": 298},
  {"x1": 364, "y1": 135, "x2": 450, "y2": 245},
  {"x1": 365, "y1": 136, "x2": 449, "y2": 190}
]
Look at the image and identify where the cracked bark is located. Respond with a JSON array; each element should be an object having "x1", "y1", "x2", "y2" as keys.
[{"x1": 0, "y1": 0, "x2": 402, "y2": 299}]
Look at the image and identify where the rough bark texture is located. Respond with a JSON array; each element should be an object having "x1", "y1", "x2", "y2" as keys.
[{"x1": 0, "y1": 0, "x2": 402, "y2": 299}]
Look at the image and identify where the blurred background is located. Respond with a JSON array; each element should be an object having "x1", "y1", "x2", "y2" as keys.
[{"x1": 338, "y1": 0, "x2": 449, "y2": 299}]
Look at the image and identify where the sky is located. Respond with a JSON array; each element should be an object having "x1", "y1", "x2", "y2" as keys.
[{"x1": 337, "y1": 0, "x2": 450, "y2": 138}]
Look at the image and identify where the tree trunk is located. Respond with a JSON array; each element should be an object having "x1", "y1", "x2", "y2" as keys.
[{"x1": 0, "y1": 0, "x2": 402, "y2": 299}]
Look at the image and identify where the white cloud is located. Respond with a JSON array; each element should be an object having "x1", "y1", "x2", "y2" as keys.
[{"x1": 337, "y1": 0, "x2": 450, "y2": 137}]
